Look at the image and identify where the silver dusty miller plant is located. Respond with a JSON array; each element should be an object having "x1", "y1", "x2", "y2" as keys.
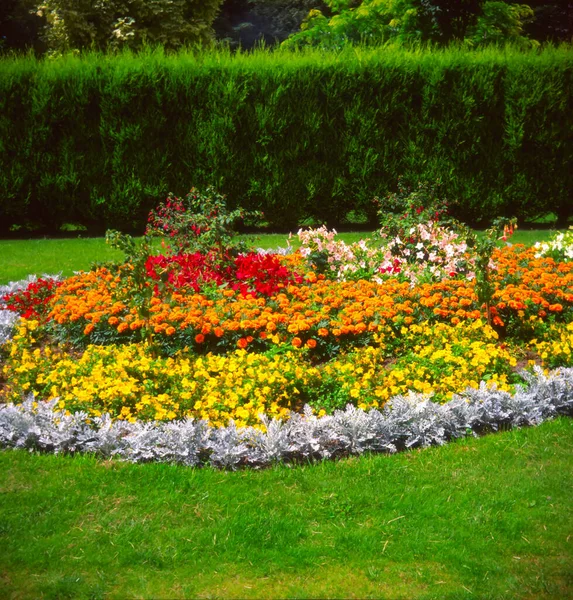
[{"x1": 0, "y1": 367, "x2": 571, "y2": 470}]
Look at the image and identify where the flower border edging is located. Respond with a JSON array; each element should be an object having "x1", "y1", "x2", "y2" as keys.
[{"x1": 1, "y1": 366, "x2": 571, "y2": 469}]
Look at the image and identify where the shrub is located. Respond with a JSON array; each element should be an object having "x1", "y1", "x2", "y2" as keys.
[
  {"x1": 145, "y1": 186, "x2": 262, "y2": 261},
  {"x1": 0, "y1": 46, "x2": 571, "y2": 232}
]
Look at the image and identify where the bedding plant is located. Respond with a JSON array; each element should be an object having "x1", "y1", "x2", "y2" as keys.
[{"x1": 1, "y1": 188, "x2": 573, "y2": 431}]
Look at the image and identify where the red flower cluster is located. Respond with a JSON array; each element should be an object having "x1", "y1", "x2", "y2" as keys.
[
  {"x1": 378, "y1": 259, "x2": 403, "y2": 275},
  {"x1": 234, "y1": 253, "x2": 302, "y2": 296},
  {"x1": 145, "y1": 252, "x2": 301, "y2": 297},
  {"x1": 145, "y1": 253, "x2": 227, "y2": 292},
  {"x1": 1, "y1": 278, "x2": 62, "y2": 321}
]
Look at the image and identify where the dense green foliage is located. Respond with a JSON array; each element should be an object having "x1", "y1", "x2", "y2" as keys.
[
  {"x1": 0, "y1": 0, "x2": 224, "y2": 55},
  {"x1": 34, "y1": 0, "x2": 225, "y2": 54},
  {"x1": 0, "y1": 45, "x2": 572, "y2": 233},
  {"x1": 2, "y1": 0, "x2": 569, "y2": 54},
  {"x1": 0, "y1": 0, "x2": 45, "y2": 54},
  {"x1": 282, "y1": 0, "x2": 538, "y2": 49}
]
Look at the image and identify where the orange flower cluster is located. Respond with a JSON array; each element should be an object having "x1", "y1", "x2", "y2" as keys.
[{"x1": 48, "y1": 245, "x2": 573, "y2": 355}]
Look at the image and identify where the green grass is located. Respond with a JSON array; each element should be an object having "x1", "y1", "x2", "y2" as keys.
[
  {"x1": 0, "y1": 418, "x2": 571, "y2": 599},
  {"x1": 0, "y1": 229, "x2": 561, "y2": 285},
  {"x1": 0, "y1": 238, "x2": 124, "y2": 285}
]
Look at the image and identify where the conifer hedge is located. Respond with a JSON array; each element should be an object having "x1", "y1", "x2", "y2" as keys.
[{"x1": 0, "y1": 46, "x2": 571, "y2": 233}]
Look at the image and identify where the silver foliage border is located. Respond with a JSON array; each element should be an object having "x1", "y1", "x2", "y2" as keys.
[{"x1": 0, "y1": 367, "x2": 572, "y2": 469}]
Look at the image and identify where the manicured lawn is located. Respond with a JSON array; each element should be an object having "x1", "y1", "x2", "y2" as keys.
[
  {"x1": 0, "y1": 229, "x2": 560, "y2": 284},
  {"x1": 1, "y1": 418, "x2": 572, "y2": 599}
]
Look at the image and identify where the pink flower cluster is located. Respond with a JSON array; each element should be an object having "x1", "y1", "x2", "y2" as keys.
[{"x1": 297, "y1": 223, "x2": 476, "y2": 284}]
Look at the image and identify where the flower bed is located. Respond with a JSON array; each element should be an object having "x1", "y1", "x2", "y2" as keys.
[
  {"x1": 2, "y1": 242, "x2": 573, "y2": 427},
  {"x1": 1, "y1": 191, "x2": 573, "y2": 466}
]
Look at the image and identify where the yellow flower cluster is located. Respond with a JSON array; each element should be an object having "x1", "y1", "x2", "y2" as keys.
[
  {"x1": 1, "y1": 318, "x2": 525, "y2": 425},
  {"x1": 2, "y1": 320, "x2": 319, "y2": 427},
  {"x1": 318, "y1": 319, "x2": 517, "y2": 412},
  {"x1": 531, "y1": 322, "x2": 573, "y2": 369}
]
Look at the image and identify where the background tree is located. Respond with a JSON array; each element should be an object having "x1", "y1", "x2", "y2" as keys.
[
  {"x1": 415, "y1": 0, "x2": 485, "y2": 43},
  {"x1": 1, "y1": 0, "x2": 569, "y2": 54},
  {"x1": 0, "y1": 0, "x2": 45, "y2": 54},
  {"x1": 282, "y1": 0, "x2": 547, "y2": 48},
  {"x1": 35, "y1": 0, "x2": 225, "y2": 54},
  {"x1": 281, "y1": 0, "x2": 423, "y2": 49},
  {"x1": 466, "y1": 1, "x2": 536, "y2": 47},
  {"x1": 521, "y1": 0, "x2": 572, "y2": 42}
]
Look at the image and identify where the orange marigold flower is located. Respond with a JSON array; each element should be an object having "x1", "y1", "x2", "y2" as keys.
[
  {"x1": 549, "y1": 304, "x2": 563, "y2": 312},
  {"x1": 259, "y1": 331, "x2": 267, "y2": 339},
  {"x1": 108, "y1": 316, "x2": 119, "y2": 326},
  {"x1": 292, "y1": 337, "x2": 302, "y2": 348},
  {"x1": 166, "y1": 326, "x2": 176, "y2": 336},
  {"x1": 237, "y1": 338, "x2": 248, "y2": 349},
  {"x1": 306, "y1": 338, "x2": 317, "y2": 349},
  {"x1": 318, "y1": 328, "x2": 329, "y2": 337},
  {"x1": 83, "y1": 323, "x2": 94, "y2": 335},
  {"x1": 214, "y1": 327, "x2": 224, "y2": 338},
  {"x1": 246, "y1": 336, "x2": 254, "y2": 343},
  {"x1": 195, "y1": 333, "x2": 205, "y2": 343},
  {"x1": 117, "y1": 322, "x2": 129, "y2": 334}
]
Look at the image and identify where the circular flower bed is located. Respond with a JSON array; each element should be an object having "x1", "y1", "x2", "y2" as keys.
[
  {"x1": 1, "y1": 187, "x2": 573, "y2": 465},
  {"x1": 1, "y1": 239, "x2": 573, "y2": 430}
]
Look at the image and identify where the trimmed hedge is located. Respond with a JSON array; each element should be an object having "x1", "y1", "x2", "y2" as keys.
[{"x1": 0, "y1": 45, "x2": 572, "y2": 233}]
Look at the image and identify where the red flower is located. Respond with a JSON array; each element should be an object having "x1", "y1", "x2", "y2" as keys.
[
  {"x1": 1, "y1": 278, "x2": 62, "y2": 322},
  {"x1": 145, "y1": 251, "x2": 301, "y2": 298}
]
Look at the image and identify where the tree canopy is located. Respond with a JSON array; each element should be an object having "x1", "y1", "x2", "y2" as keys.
[
  {"x1": 0, "y1": 0, "x2": 570, "y2": 55},
  {"x1": 2, "y1": 0, "x2": 224, "y2": 55},
  {"x1": 282, "y1": 0, "x2": 542, "y2": 49}
]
